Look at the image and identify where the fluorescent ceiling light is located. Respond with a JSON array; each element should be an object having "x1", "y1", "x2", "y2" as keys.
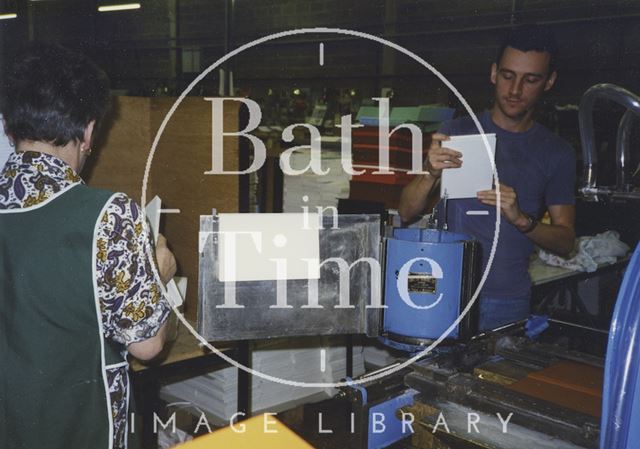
[
  {"x1": 0, "y1": 13, "x2": 17, "y2": 20},
  {"x1": 98, "y1": 3, "x2": 141, "y2": 12}
]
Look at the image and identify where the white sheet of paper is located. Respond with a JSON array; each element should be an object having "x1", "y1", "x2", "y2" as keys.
[
  {"x1": 0, "y1": 115, "x2": 13, "y2": 169},
  {"x1": 175, "y1": 276, "x2": 188, "y2": 298},
  {"x1": 145, "y1": 195, "x2": 185, "y2": 307},
  {"x1": 166, "y1": 277, "x2": 186, "y2": 307},
  {"x1": 440, "y1": 133, "x2": 496, "y2": 199},
  {"x1": 218, "y1": 213, "x2": 320, "y2": 282},
  {"x1": 145, "y1": 195, "x2": 162, "y2": 244}
]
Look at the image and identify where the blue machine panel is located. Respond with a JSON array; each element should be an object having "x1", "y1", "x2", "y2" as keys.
[
  {"x1": 383, "y1": 229, "x2": 477, "y2": 342},
  {"x1": 600, "y1": 242, "x2": 640, "y2": 449},
  {"x1": 367, "y1": 389, "x2": 417, "y2": 449}
]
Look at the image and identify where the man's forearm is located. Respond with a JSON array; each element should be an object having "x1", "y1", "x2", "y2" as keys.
[
  {"x1": 525, "y1": 223, "x2": 575, "y2": 257},
  {"x1": 398, "y1": 174, "x2": 439, "y2": 222}
]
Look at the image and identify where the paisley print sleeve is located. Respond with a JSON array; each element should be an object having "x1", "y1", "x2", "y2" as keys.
[{"x1": 96, "y1": 193, "x2": 171, "y2": 345}]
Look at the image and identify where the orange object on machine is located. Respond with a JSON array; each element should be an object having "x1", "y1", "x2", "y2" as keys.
[
  {"x1": 173, "y1": 414, "x2": 314, "y2": 449},
  {"x1": 506, "y1": 360, "x2": 603, "y2": 418}
]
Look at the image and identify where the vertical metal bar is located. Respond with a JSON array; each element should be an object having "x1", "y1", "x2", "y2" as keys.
[
  {"x1": 133, "y1": 372, "x2": 161, "y2": 449},
  {"x1": 237, "y1": 341, "x2": 251, "y2": 419},
  {"x1": 346, "y1": 335, "x2": 353, "y2": 378}
]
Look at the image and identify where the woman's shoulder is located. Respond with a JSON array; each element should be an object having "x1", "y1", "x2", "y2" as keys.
[{"x1": 77, "y1": 186, "x2": 144, "y2": 222}]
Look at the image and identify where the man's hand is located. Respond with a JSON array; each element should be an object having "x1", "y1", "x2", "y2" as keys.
[
  {"x1": 477, "y1": 183, "x2": 530, "y2": 231},
  {"x1": 399, "y1": 132, "x2": 461, "y2": 222},
  {"x1": 425, "y1": 133, "x2": 463, "y2": 178},
  {"x1": 156, "y1": 233, "x2": 177, "y2": 284}
]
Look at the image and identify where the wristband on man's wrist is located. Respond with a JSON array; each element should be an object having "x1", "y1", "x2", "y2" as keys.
[{"x1": 519, "y1": 213, "x2": 539, "y2": 234}]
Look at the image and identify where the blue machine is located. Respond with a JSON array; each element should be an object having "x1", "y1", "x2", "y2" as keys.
[
  {"x1": 383, "y1": 228, "x2": 479, "y2": 344},
  {"x1": 339, "y1": 227, "x2": 479, "y2": 449},
  {"x1": 366, "y1": 389, "x2": 417, "y2": 449},
  {"x1": 343, "y1": 375, "x2": 418, "y2": 449},
  {"x1": 600, "y1": 242, "x2": 640, "y2": 449}
]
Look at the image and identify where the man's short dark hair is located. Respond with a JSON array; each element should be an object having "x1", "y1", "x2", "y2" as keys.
[
  {"x1": 496, "y1": 24, "x2": 558, "y2": 73},
  {"x1": 1, "y1": 43, "x2": 110, "y2": 147}
]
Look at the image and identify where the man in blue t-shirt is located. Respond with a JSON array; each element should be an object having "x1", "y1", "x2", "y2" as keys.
[{"x1": 399, "y1": 24, "x2": 576, "y2": 331}]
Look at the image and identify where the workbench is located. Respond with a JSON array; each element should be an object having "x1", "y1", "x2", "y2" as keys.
[{"x1": 529, "y1": 256, "x2": 629, "y2": 329}]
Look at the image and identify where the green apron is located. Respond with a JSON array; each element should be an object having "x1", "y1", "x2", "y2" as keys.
[{"x1": 0, "y1": 184, "x2": 129, "y2": 449}]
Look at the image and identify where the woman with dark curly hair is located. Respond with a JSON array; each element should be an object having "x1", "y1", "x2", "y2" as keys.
[{"x1": 0, "y1": 43, "x2": 176, "y2": 449}]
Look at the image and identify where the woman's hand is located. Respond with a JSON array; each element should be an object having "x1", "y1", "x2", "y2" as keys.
[{"x1": 155, "y1": 233, "x2": 177, "y2": 284}]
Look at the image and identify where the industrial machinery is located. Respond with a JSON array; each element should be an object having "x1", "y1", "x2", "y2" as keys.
[
  {"x1": 600, "y1": 241, "x2": 640, "y2": 449},
  {"x1": 198, "y1": 213, "x2": 480, "y2": 345},
  {"x1": 196, "y1": 209, "x2": 640, "y2": 448},
  {"x1": 576, "y1": 84, "x2": 640, "y2": 246},
  {"x1": 579, "y1": 83, "x2": 640, "y2": 200},
  {"x1": 192, "y1": 85, "x2": 640, "y2": 449},
  {"x1": 383, "y1": 228, "x2": 478, "y2": 345}
]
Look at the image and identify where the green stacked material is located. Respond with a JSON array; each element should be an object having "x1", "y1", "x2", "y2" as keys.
[
  {"x1": 417, "y1": 105, "x2": 456, "y2": 123},
  {"x1": 356, "y1": 106, "x2": 380, "y2": 126},
  {"x1": 389, "y1": 106, "x2": 422, "y2": 126},
  {"x1": 356, "y1": 104, "x2": 455, "y2": 131}
]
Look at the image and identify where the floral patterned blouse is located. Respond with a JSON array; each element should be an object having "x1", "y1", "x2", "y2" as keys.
[{"x1": 0, "y1": 150, "x2": 171, "y2": 448}]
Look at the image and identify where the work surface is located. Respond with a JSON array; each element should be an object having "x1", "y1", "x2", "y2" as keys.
[
  {"x1": 528, "y1": 255, "x2": 629, "y2": 285},
  {"x1": 130, "y1": 321, "x2": 234, "y2": 372}
]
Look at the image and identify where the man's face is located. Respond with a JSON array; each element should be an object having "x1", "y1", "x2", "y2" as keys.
[{"x1": 491, "y1": 46, "x2": 557, "y2": 121}]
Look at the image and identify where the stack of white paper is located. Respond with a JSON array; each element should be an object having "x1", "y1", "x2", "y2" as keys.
[
  {"x1": 362, "y1": 343, "x2": 400, "y2": 369},
  {"x1": 282, "y1": 148, "x2": 351, "y2": 213},
  {"x1": 160, "y1": 339, "x2": 365, "y2": 421}
]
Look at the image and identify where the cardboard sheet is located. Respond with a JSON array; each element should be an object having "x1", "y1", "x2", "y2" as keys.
[
  {"x1": 440, "y1": 133, "x2": 496, "y2": 199},
  {"x1": 218, "y1": 213, "x2": 320, "y2": 282}
]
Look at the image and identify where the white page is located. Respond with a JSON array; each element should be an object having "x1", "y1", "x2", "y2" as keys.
[
  {"x1": 0, "y1": 115, "x2": 13, "y2": 169},
  {"x1": 145, "y1": 196, "x2": 185, "y2": 307},
  {"x1": 175, "y1": 276, "x2": 188, "y2": 298},
  {"x1": 218, "y1": 213, "x2": 320, "y2": 282},
  {"x1": 145, "y1": 195, "x2": 162, "y2": 244},
  {"x1": 440, "y1": 133, "x2": 496, "y2": 199},
  {"x1": 166, "y1": 277, "x2": 186, "y2": 307}
]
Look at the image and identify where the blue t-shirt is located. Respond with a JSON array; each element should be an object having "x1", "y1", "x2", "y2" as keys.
[{"x1": 436, "y1": 110, "x2": 576, "y2": 298}]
